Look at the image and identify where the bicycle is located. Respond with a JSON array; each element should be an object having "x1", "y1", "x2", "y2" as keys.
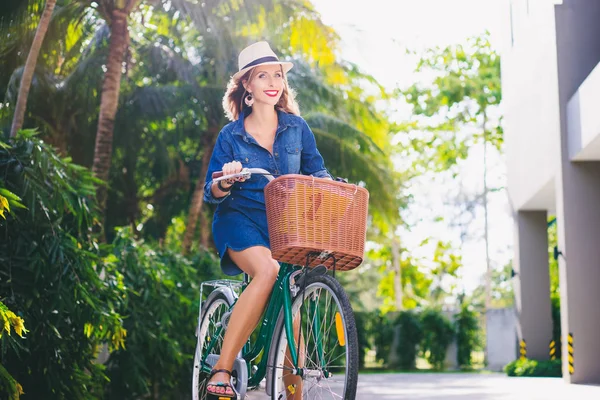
[{"x1": 192, "y1": 168, "x2": 369, "y2": 400}]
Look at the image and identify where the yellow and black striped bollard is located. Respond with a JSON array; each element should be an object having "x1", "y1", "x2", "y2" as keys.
[
  {"x1": 567, "y1": 333, "x2": 574, "y2": 375},
  {"x1": 519, "y1": 339, "x2": 527, "y2": 360},
  {"x1": 549, "y1": 339, "x2": 556, "y2": 361}
]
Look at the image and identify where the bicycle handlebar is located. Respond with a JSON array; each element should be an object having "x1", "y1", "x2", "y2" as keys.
[
  {"x1": 212, "y1": 168, "x2": 275, "y2": 183},
  {"x1": 213, "y1": 168, "x2": 340, "y2": 184}
]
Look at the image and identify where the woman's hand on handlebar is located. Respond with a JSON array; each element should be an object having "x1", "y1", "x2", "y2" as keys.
[
  {"x1": 221, "y1": 161, "x2": 247, "y2": 184},
  {"x1": 210, "y1": 161, "x2": 249, "y2": 197}
]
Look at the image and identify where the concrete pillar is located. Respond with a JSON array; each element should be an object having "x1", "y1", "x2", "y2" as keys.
[
  {"x1": 513, "y1": 211, "x2": 553, "y2": 360},
  {"x1": 444, "y1": 309, "x2": 458, "y2": 370},
  {"x1": 555, "y1": 162, "x2": 600, "y2": 383},
  {"x1": 554, "y1": 0, "x2": 600, "y2": 384}
]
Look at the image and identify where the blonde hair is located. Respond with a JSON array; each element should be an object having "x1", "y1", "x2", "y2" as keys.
[{"x1": 222, "y1": 66, "x2": 300, "y2": 121}]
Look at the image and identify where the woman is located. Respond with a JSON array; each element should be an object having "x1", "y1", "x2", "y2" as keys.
[{"x1": 202, "y1": 41, "x2": 330, "y2": 399}]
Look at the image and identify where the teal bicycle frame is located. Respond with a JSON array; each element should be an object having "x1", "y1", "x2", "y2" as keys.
[{"x1": 199, "y1": 262, "x2": 326, "y2": 388}]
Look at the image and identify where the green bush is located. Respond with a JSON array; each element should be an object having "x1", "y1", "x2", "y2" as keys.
[
  {"x1": 354, "y1": 312, "x2": 373, "y2": 369},
  {"x1": 104, "y1": 227, "x2": 221, "y2": 399},
  {"x1": 454, "y1": 302, "x2": 480, "y2": 368},
  {"x1": 0, "y1": 132, "x2": 224, "y2": 398},
  {"x1": 504, "y1": 359, "x2": 519, "y2": 376},
  {"x1": 535, "y1": 359, "x2": 563, "y2": 377},
  {"x1": 420, "y1": 308, "x2": 455, "y2": 369},
  {"x1": 373, "y1": 313, "x2": 396, "y2": 366},
  {"x1": 0, "y1": 301, "x2": 27, "y2": 398},
  {"x1": 395, "y1": 311, "x2": 423, "y2": 370},
  {"x1": 0, "y1": 132, "x2": 126, "y2": 398},
  {"x1": 0, "y1": 177, "x2": 27, "y2": 399},
  {"x1": 551, "y1": 294, "x2": 562, "y2": 360},
  {"x1": 549, "y1": 221, "x2": 562, "y2": 360},
  {"x1": 504, "y1": 358, "x2": 562, "y2": 377}
]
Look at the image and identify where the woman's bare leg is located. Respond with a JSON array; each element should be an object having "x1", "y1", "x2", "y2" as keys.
[{"x1": 206, "y1": 246, "x2": 279, "y2": 397}]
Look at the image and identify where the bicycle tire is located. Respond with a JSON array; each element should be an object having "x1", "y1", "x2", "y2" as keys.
[
  {"x1": 268, "y1": 273, "x2": 358, "y2": 399},
  {"x1": 192, "y1": 289, "x2": 234, "y2": 400}
]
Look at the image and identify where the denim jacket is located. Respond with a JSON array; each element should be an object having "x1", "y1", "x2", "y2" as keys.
[{"x1": 203, "y1": 109, "x2": 331, "y2": 216}]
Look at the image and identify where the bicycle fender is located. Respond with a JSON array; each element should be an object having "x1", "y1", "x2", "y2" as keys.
[{"x1": 197, "y1": 286, "x2": 236, "y2": 336}]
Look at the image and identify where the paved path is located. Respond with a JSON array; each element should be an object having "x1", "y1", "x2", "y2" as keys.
[{"x1": 245, "y1": 372, "x2": 600, "y2": 399}]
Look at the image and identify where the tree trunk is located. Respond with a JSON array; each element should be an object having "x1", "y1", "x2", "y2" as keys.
[
  {"x1": 392, "y1": 237, "x2": 403, "y2": 311},
  {"x1": 482, "y1": 112, "x2": 491, "y2": 310},
  {"x1": 92, "y1": 8, "x2": 129, "y2": 212},
  {"x1": 183, "y1": 130, "x2": 217, "y2": 255},
  {"x1": 199, "y1": 208, "x2": 211, "y2": 248},
  {"x1": 10, "y1": 0, "x2": 56, "y2": 137},
  {"x1": 482, "y1": 111, "x2": 492, "y2": 366}
]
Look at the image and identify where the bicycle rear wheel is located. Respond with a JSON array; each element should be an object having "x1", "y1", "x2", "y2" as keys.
[
  {"x1": 192, "y1": 290, "x2": 233, "y2": 400},
  {"x1": 270, "y1": 273, "x2": 358, "y2": 399}
]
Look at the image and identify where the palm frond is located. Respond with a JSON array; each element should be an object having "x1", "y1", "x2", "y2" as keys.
[
  {"x1": 126, "y1": 84, "x2": 191, "y2": 118},
  {"x1": 60, "y1": 23, "x2": 109, "y2": 90},
  {"x1": 305, "y1": 113, "x2": 402, "y2": 224},
  {"x1": 305, "y1": 113, "x2": 385, "y2": 157},
  {"x1": 0, "y1": 0, "x2": 94, "y2": 103},
  {"x1": 136, "y1": 42, "x2": 198, "y2": 84},
  {"x1": 5, "y1": 66, "x2": 59, "y2": 105},
  {"x1": 288, "y1": 60, "x2": 345, "y2": 115}
]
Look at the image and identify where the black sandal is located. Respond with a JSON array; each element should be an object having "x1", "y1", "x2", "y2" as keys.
[{"x1": 205, "y1": 368, "x2": 238, "y2": 400}]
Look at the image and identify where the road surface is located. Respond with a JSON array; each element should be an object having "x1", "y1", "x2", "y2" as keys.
[{"x1": 244, "y1": 372, "x2": 600, "y2": 399}]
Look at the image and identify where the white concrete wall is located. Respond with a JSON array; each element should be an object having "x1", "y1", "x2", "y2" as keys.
[
  {"x1": 553, "y1": 0, "x2": 600, "y2": 384},
  {"x1": 486, "y1": 308, "x2": 518, "y2": 371},
  {"x1": 503, "y1": 0, "x2": 561, "y2": 211},
  {"x1": 503, "y1": 0, "x2": 600, "y2": 384},
  {"x1": 567, "y1": 61, "x2": 600, "y2": 161}
]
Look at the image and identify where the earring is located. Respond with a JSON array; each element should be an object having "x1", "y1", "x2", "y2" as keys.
[{"x1": 244, "y1": 93, "x2": 254, "y2": 107}]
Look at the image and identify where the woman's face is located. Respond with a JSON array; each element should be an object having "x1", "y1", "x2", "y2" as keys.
[{"x1": 244, "y1": 64, "x2": 285, "y2": 107}]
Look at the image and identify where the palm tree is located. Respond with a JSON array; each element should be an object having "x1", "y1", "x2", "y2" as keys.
[
  {"x1": 2, "y1": 0, "x2": 57, "y2": 138},
  {"x1": 1, "y1": 0, "x2": 93, "y2": 139},
  {"x1": 3, "y1": 17, "x2": 112, "y2": 159},
  {"x1": 92, "y1": 0, "x2": 141, "y2": 213},
  {"x1": 92, "y1": 0, "x2": 286, "y2": 224},
  {"x1": 2, "y1": 0, "x2": 403, "y2": 252}
]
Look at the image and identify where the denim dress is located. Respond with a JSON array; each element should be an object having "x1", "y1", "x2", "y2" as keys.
[{"x1": 203, "y1": 109, "x2": 331, "y2": 275}]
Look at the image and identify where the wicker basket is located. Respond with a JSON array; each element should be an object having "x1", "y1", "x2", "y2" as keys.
[{"x1": 264, "y1": 175, "x2": 369, "y2": 271}]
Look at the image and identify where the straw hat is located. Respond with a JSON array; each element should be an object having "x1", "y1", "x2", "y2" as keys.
[{"x1": 232, "y1": 41, "x2": 293, "y2": 81}]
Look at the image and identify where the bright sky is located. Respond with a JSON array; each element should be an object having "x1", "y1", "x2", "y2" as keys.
[{"x1": 311, "y1": 0, "x2": 512, "y2": 293}]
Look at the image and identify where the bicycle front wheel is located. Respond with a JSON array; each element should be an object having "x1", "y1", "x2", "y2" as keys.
[{"x1": 270, "y1": 273, "x2": 358, "y2": 399}]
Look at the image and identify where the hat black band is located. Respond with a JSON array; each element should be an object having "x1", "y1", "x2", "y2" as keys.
[{"x1": 241, "y1": 56, "x2": 279, "y2": 70}]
